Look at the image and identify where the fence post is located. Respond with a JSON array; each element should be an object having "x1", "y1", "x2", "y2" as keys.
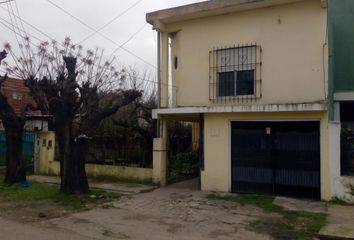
[
  {"x1": 153, "y1": 138, "x2": 167, "y2": 186},
  {"x1": 153, "y1": 119, "x2": 168, "y2": 186},
  {"x1": 36, "y1": 132, "x2": 56, "y2": 175}
]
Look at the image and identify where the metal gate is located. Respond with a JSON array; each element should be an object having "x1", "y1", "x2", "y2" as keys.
[
  {"x1": 231, "y1": 121, "x2": 320, "y2": 199},
  {"x1": 0, "y1": 132, "x2": 36, "y2": 172}
]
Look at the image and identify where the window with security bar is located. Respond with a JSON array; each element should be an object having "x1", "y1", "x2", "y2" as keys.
[{"x1": 209, "y1": 45, "x2": 262, "y2": 102}]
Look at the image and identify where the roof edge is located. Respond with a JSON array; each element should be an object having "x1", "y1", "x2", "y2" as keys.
[{"x1": 146, "y1": 0, "x2": 326, "y2": 31}]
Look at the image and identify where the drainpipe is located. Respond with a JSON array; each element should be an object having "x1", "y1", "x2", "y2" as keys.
[{"x1": 156, "y1": 31, "x2": 161, "y2": 138}]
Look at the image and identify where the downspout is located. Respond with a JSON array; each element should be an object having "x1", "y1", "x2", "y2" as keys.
[
  {"x1": 327, "y1": 0, "x2": 335, "y2": 121},
  {"x1": 156, "y1": 31, "x2": 161, "y2": 137}
]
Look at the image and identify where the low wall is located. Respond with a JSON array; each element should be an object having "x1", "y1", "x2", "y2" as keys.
[
  {"x1": 36, "y1": 131, "x2": 153, "y2": 183},
  {"x1": 44, "y1": 160, "x2": 153, "y2": 183},
  {"x1": 85, "y1": 163, "x2": 153, "y2": 183}
]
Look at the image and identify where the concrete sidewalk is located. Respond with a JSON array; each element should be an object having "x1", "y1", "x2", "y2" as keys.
[
  {"x1": 319, "y1": 205, "x2": 354, "y2": 240},
  {"x1": 28, "y1": 175, "x2": 157, "y2": 194}
]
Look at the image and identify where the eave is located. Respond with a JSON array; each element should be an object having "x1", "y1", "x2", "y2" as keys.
[{"x1": 146, "y1": 0, "x2": 327, "y2": 31}]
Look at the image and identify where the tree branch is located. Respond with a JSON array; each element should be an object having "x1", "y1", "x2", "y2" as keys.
[{"x1": 0, "y1": 50, "x2": 7, "y2": 64}]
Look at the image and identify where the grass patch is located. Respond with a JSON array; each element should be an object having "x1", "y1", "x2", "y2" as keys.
[
  {"x1": 0, "y1": 179, "x2": 122, "y2": 210},
  {"x1": 0, "y1": 155, "x2": 33, "y2": 166},
  {"x1": 0, "y1": 155, "x2": 5, "y2": 166},
  {"x1": 207, "y1": 193, "x2": 327, "y2": 240},
  {"x1": 207, "y1": 193, "x2": 282, "y2": 212}
]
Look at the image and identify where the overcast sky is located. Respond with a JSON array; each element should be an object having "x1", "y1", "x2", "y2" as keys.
[{"x1": 0, "y1": 0, "x2": 206, "y2": 76}]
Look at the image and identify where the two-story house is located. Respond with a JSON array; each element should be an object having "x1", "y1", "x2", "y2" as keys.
[{"x1": 147, "y1": 0, "x2": 354, "y2": 201}]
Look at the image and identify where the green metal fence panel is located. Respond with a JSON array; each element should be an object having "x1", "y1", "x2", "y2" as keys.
[
  {"x1": 0, "y1": 131, "x2": 35, "y2": 157},
  {"x1": 22, "y1": 132, "x2": 35, "y2": 157},
  {"x1": 0, "y1": 132, "x2": 5, "y2": 155}
]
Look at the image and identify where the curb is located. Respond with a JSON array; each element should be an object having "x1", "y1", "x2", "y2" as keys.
[{"x1": 318, "y1": 234, "x2": 354, "y2": 240}]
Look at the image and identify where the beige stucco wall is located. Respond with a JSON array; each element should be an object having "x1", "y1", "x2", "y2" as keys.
[
  {"x1": 36, "y1": 131, "x2": 55, "y2": 175},
  {"x1": 164, "y1": 0, "x2": 327, "y2": 107},
  {"x1": 201, "y1": 111, "x2": 331, "y2": 200},
  {"x1": 42, "y1": 161, "x2": 153, "y2": 183}
]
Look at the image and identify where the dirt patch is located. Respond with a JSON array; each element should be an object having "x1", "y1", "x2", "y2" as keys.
[
  {"x1": 101, "y1": 228, "x2": 130, "y2": 239},
  {"x1": 0, "y1": 179, "x2": 122, "y2": 223},
  {"x1": 207, "y1": 193, "x2": 327, "y2": 240},
  {"x1": 0, "y1": 200, "x2": 74, "y2": 223},
  {"x1": 208, "y1": 227, "x2": 238, "y2": 238},
  {"x1": 2, "y1": 178, "x2": 327, "y2": 240},
  {"x1": 157, "y1": 220, "x2": 183, "y2": 233},
  {"x1": 43, "y1": 182, "x2": 271, "y2": 240}
]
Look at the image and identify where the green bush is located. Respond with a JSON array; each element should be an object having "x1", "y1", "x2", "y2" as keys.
[{"x1": 170, "y1": 150, "x2": 199, "y2": 175}]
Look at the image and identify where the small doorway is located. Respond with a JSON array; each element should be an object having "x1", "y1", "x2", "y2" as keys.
[{"x1": 167, "y1": 121, "x2": 199, "y2": 184}]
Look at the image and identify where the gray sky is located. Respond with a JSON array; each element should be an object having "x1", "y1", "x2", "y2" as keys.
[{"x1": 0, "y1": 0, "x2": 206, "y2": 76}]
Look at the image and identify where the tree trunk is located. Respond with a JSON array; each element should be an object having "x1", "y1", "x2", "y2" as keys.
[
  {"x1": 57, "y1": 126, "x2": 89, "y2": 194},
  {"x1": 4, "y1": 126, "x2": 25, "y2": 184}
]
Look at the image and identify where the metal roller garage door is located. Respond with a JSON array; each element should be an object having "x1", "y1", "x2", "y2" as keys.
[{"x1": 231, "y1": 121, "x2": 320, "y2": 200}]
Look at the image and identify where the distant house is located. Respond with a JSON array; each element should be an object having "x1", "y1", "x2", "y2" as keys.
[
  {"x1": 0, "y1": 78, "x2": 48, "y2": 131},
  {"x1": 147, "y1": 0, "x2": 354, "y2": 202}
]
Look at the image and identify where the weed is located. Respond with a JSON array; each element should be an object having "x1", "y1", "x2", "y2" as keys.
[
  {"x1": 328, "y1": 197, "x2": 354, "y2": 206},
  {"x1": 207, "y1": 193, "x2": 282, "y2": 212},
  {"x1": 207, "y1": 193, "x2": 327, "y2": 240}
]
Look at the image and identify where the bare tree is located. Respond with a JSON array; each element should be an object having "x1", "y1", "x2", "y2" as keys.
[
  {"x1": 112, "y1": 68, "x2": 157, "y2": 165},
  {"x1": 0, "y1": 50, "x2": 29, "y2": 184},
  {"x1": 3, "y1": 38, "x2": 141, "y2": 194}
]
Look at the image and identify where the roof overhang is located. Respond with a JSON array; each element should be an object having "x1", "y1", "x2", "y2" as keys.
[
  {"x1": 153, "y1": 103, "x2": 327, "y2": 120},
  {"x1": 146, "y1": 0, "x2": 327, "y2": 31}
]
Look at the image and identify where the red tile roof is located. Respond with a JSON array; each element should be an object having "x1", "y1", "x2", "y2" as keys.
[{"x1": 0, "y1": 78, "x2": 37, "y2": 114}]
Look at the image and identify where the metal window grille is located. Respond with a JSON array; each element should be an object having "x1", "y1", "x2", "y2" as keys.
[{"x1": 209, "y1": 44, "x2": 262, "y2": 103}]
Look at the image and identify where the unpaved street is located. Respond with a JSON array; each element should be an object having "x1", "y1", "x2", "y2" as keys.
[
  {"x1": 40, "y1": 180, "x2": 270, "y2": 240},
  {"x1": 0, "y1": 217, "x2": 88, "y2": 240}
]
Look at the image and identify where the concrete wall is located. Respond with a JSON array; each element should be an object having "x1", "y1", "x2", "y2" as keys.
[
  {"x1": 328, "y1": 122, "x2": 354, "y2": 202},
  {"x1": 36, "y1": 131, "x2": 55, "y2": 175},
  {"x1": 36, "y1": 132, "x2": 153, "y2": 183},
  {"x1": 163, "y1": 0, "x2": 327, "y2": 107},
  {"x1": 41, "y1": 160, "x2": 153, "y2": 183},
  {"x1": 201, "y1": 111, "x2": 331, "y2": 200}
]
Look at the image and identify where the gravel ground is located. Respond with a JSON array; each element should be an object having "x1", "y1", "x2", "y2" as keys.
[{"x1": 42, "y1": 179, "x2": 271, "y2": 240}]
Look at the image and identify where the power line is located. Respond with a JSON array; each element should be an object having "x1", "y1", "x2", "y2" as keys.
[
  {"x1": 109, "y1": 23, "x2": 147, "y2": 57},
  {"x1": 0, "y1": 0, "x2": 14, "y2": 4},
  {"x1": 13, "y1": 0, "x2": 27, "y2": 37},
  {"x1": 79, "y1": 0, "x2": 143, "y2": 44},
  {"x1": 0, "y1": 17, "x2": 176, "y2": 88},
  {"x1": 45, "y1": 0, "x2": 157, "y2": 69},
  {"x1": 0, "y1": 16, "x2": 43, "y2": 43},
  {"x1": 5, "y1": 1, "x2": 23, "y2": 46},
  {"x1": 0, "y1": 4, "x2": 58, "y2": 44},
  {"x1": 0, "y1": 2, "x2": 175, "y2": 88},
  {"x1": 0, "y1": 18, "x2": 159, "y2": 86}
]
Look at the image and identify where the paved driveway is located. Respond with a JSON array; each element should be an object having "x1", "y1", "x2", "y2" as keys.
[{"x1": 42, "y1": 179, "x2": 270, "y2": 240}]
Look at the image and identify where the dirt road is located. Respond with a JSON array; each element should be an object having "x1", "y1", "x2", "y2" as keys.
[
  {"x1": 41, "y1": 179, "x2": 270, "y2": 240},
  {"x1": 0, "y1": 217, "x2": 88, "y2": 240}
]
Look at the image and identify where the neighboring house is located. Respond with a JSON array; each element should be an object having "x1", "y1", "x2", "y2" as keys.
[
  {"x1": 0, "y1": 78, "x2": 48, "y2": 131},
  {"x1": 147, "y1": 0, "x2": 354, "y2": 201}
]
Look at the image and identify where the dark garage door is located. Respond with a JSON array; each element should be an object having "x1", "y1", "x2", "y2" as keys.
[{"x1": 231, "y1": 121, "x2": 320, "y2": 200}]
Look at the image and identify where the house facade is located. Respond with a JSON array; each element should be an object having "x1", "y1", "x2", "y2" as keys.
[
  {"x1": 147, "y1": 0, "x2": 354, "y2": 201},
  {"x1": 0, "y1": 78, "x2": 48, "y2": 131}
]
